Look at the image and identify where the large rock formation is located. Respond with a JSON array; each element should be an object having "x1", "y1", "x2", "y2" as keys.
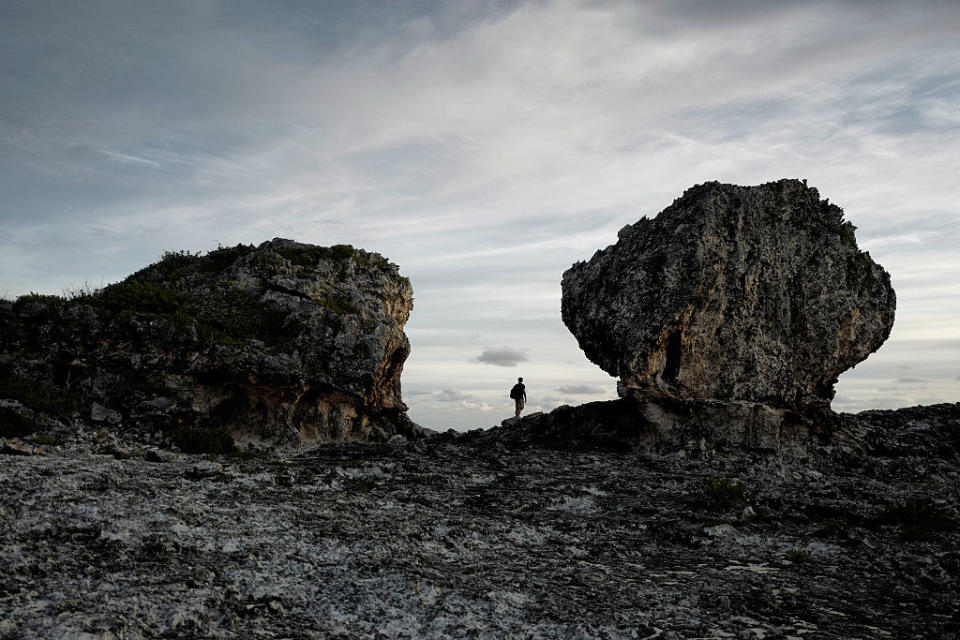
[
  {"x1": 0, "y1": 239, "x2": 419, "y2": 447},
  {"x1": 562, "y1": 179, "x2": 895, "y2": 415}
]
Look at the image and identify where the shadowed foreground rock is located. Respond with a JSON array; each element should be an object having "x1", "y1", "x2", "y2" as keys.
[
  {"x1": 562, "y1": 179, "x2": 896, "y2": 415},
  {"x1": 466, "y1": 396, "x2": 829, "y2": 457},
  {"x1": 0, "y1": 403, "x2": 957, "y2": 638},
  {"x1": 0, "y1": 239, "x2": 419, "y2": 447}
]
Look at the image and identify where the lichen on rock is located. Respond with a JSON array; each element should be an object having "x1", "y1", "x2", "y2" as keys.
[
  {"x1": 561, "y1": 179, "x2": 895, "y2": 414},
  {"x1": 0, "y1": 238, "x2": 419, "y2": 447}
]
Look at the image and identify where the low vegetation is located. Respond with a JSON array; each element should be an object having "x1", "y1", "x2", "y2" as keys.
[
  {"x1": 127, "y1": 244, "x2": 255, "y2": 282},
  {"x1": 876, "y1": 498, "x2": 957, "y2": 542},
  {"x1": 819, "y1": 519, "x2": 849, "y2": 537},
  {"x1": 29, "y1": 434, "x2": 61, "y2": 447},
  {"x1": 278, "y1": 243, "x2": 358, "y2": 267},
  {"x1": 698, "y1": 475, "x2": 746, "y2": 512},
  {"x1": 95, "y1": 280, "x2": 188, "y2": 315},
  {"x1": 0, "y1": 364, "x2": 81, "y2": 417},
  {"x1": 0, "y1": 409, "x2": 36, "y2": 439},
  {"x1": 786, "y1": 548, "x2": 813, "y2": 564},
  {"x1": 317, "y1": 295, "x2": 359, "y2": 315},
  {"x1": 172, "y1": 426, "x2": 236, "y2": 455}
]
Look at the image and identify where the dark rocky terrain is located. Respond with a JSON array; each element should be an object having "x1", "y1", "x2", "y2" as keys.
[{"x1": 1, "y1": 402, "x2": 958, "y2": 639}]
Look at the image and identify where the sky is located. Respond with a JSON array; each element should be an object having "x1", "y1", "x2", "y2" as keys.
[{"x1": 1, "y1": 0, "x2": 958, "y2": 430}]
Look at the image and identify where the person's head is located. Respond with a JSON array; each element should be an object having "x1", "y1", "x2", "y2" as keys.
[{"x1": 518, "y1": 377, "x2": 523, "y2": 382}]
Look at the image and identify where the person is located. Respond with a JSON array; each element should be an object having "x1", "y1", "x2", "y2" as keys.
[{"x1": 510, "y1": 377, "x2": 527, "y2": 418}]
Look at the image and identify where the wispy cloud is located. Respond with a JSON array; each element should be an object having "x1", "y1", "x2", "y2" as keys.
[
  {"x1": 557, "y1": 385, "x2": 604, "y2": 395},
  {"x1": 435, "y1": 389, "x2": 473, "y2": 402},
  {"x1": 97, "y1": 149, "x2": 161, "y2": 167}
]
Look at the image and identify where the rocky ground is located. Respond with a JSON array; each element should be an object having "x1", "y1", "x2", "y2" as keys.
[{"x1": 1, "y1": 404, "x2": 959, "y2": 639}]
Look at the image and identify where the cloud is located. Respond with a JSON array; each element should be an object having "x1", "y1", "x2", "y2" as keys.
[
  {"x1": 894, "y1": 377, "x2": 930, "y2": 384},
  {"x1": 435, "y1": 389, "x2": 472, "y2": 402},
  {"x1": 2, "y1": 1, "x2": 960, "y2": 429},
  {"x1": 473, "y1": 347, "x2": 528, "y2": 367},
  {"x1": 461, "y1": 400, "x2": 498, "y2": 412},
  {"x1": 556, "y1": 384, "x2": 604, "y2": 395}
]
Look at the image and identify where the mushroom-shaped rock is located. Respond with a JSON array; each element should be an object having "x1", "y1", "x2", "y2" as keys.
[{"x1": 561, "y1": 180, "x2": 895, "y2": 414}]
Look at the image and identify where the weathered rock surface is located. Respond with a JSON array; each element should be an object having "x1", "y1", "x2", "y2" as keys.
[
  {"x1": 562, "y1": 179, "x2": 896, "y2": 414},
  {"x1": 466, "y1": 395, "x2": 831, "y2": 458},
  {"x1": 0, "y1": 239, "x2": 419, "y2": 448},
  {"x1": 0, "y1": 403, "x2": 957, "y2": 638}
]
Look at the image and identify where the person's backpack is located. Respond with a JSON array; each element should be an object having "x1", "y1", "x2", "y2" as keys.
[{"x1": 509, "y1": 384, "x2": 522, "y2": 399}]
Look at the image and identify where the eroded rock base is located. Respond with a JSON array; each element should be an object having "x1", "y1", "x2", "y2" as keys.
[{"x1": 464, "y1": 395, "x2": 839, "y2": 458}]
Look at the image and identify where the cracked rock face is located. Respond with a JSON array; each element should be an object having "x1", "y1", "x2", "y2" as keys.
[
  {"x1": 561, "y1": 180, "x2": 896, "y2": 413},
  {"x1": 0, "y1": 238, "x2": 417, "y2": 445}
]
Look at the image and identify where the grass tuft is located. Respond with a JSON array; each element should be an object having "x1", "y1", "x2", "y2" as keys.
[{"x1": 787, "y1": 548, "x2": 812, "y2": 564}]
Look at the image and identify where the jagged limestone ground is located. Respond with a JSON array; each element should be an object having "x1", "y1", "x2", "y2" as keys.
[
  {"x1": 1, "y1": 404, "x2": 957, "y2": 639},
  {"x1": 562, "y1": 179, "x2": 895, "y2": 415},
  {"x1": 0, "y1": 239, "x2": 418, "y2": 449}
]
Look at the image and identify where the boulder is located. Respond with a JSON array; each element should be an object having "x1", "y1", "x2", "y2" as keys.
[
  {"x1": 91, "y1": 403, "x2": 122, "y2": 425},
  {"x1": 0, "y1": 239, "x2": 419, "y2": 446},
  {"x1": 562, "y1": 179, "x2": 895, "y2": 414}
]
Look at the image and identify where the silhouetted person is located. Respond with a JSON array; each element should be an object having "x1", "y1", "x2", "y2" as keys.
[{"x1": 509, "y1": 377, "x2": 527, "y2": 418}]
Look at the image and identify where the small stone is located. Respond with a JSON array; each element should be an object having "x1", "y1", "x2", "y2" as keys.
[
  {"x1": 0, "y1": 440, "x2": 33, "y2": 456},
  {"x1": 387, "y1": 434, "x2": 408, "y2": 448},
  {"x1": 704, "y1": 523, "x2": 736, "y2": 537},
  {"x1": 110, "y1": 446, "x2": 131, "y2": 460},
  {"x1": 186, "y1": 461, "x2": 223, "y2": 479},
  {"x1": 742, "y1": 505, "x2": 757, "y2": 522},
  {"x1": 146, "y1": 396, "x2": 173, "y2": 410},
  {"x1": 145, "y1": 449, "x2": 176, "y2": 463}
]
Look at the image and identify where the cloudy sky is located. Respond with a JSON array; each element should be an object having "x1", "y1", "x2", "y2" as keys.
[{"x1": 2, "y1": 0, "x2": 958, "y2": 429}]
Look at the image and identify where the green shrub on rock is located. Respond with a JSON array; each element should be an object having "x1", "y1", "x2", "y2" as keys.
[
  {"x1": 95, "y1": 280, "x2": 189, "y2": 315},
  {"x1": 278, "y1": 243, "x2": 359, "y2": 268},
  {"x1": 787, "y1": 548, "x2": 813, "y2": 564},
  {"x1": 0, "y1": 363, "x2": 81, "y2": 416}
]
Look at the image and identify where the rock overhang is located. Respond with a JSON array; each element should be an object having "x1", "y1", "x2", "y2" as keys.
[{"x1": 561, "y1": 179, "x2": 896, "y2": 415}]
